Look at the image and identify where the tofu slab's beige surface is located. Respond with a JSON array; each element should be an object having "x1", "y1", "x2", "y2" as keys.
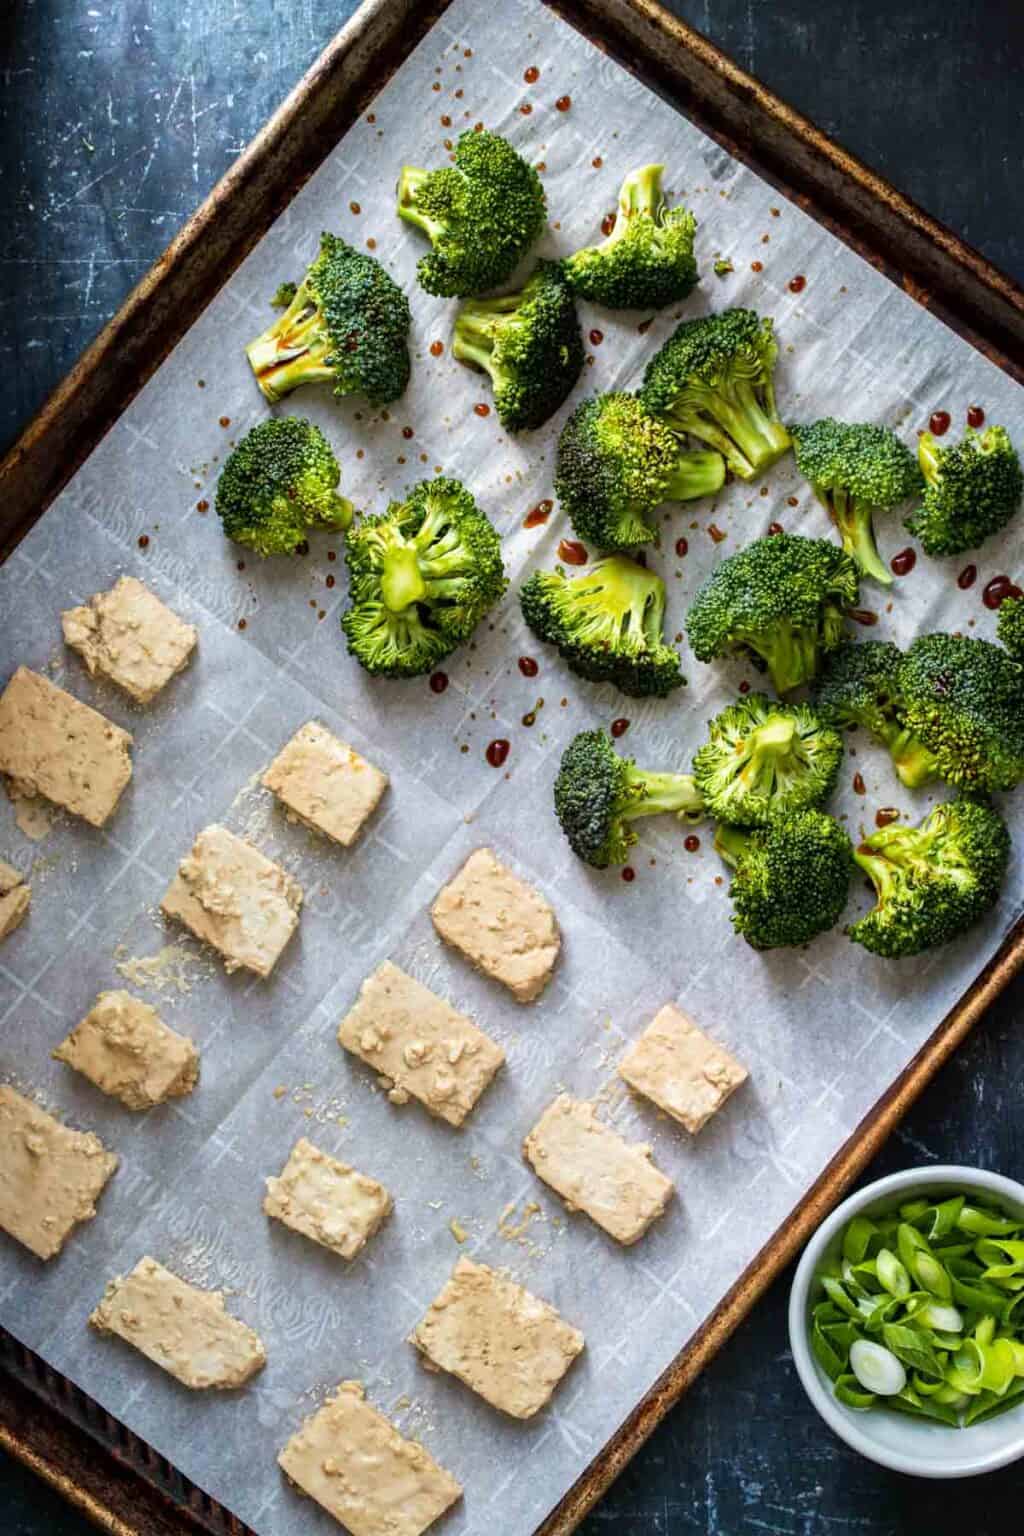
[
  {"x1": 411, "y1": 1257, "x2": 584, "y2": 1419},
  {"x1": 618, "y1": 1004, "x2": 748, "y2": 1135},
  {"x1": 0, "y1": 1085, "x2": 118, "y2": 1260},
  {"x1": 53, "y1": 990, "x2": 199, "y2": 1110},
  {"x1": 62, "y1": 576, "x2": 198, "y2": 705},
  {"x1": 264, "y1": 1137, "x2": 392, "y2": 1260},
  {"x1": 278, "y1": 1380, "x2": 462, "y2": 1536},
  {"x1": 430, "y1": 847, "x2": 560, "y2": 1003},
  {"x1": 0, "y1": 858, "x2": 29, "y2": 940},
  {"x1": 337, "y1": 961, "x2": 504, "y2": 1127},
  {"x1": 89, "y1": 1257, "x2": 266, "y2": 1388},
  {"x1": 0, "y1": 666, "x2": 132, "y2": 827},
  {"x1": 262, "y1": 722, "x2": 388, "y2": 848},
  {"x1": 522, "y1": 1094, "x2": 673, "y2": 1245},
  {"x1": 161, "y1": 824, "x2": 303, "y2": 977}
]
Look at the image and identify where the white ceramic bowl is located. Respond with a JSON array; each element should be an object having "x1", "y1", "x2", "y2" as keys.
[{"x1": 788, "y1": 1165, "x2": 1024, "y2": 1477}]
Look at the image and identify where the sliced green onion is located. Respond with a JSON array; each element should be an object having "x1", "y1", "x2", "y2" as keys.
[
  {"x1": 912, "y1": 1250, "x2": 954, "y2": 1300},
  {"x1": 958, "y1": 1206, "x2": 1023, "y2": 1238},
  {"x1": 850, "y1": 1339, "x2": 906, "y2": 1397},
  {"x1": 915, "y1": 1301, "x2": 963, "y2": 1334},
  {"x1": 843, "y1": 1214, "x2": 878, "y2": 1264},
  {"x1": 876, "y1": 1247, "x2": 911, "y2": 1299},
  {"x1": 834, "y1": 1373, "x2": 876, "y2": 1410}
]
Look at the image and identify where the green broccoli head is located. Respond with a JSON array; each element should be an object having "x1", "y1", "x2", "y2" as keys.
[
  {"x1": 246, "y1": 233, "x2": 411, "y2": 406},
  {"x1": 451, "y1": 261, "x2": 584, "y2": 432},
  {"x1": 791, "y1": 419, "x2": 923, "y2": 587},
  {"x1": 397, "y1": 130, "x2": 546, "y2": 297},
  {"x1": 693, "y1": 693, "x2": 843, "y2": 827},
  {"x1": 685, "y1": 532, "x2": 860, "y2": 695},
  {"x1": 342, "y1": 477, "x2": 506, "y2": 677},
  {"x1": 270, "y1": 281, "x2": 298, "y2": 309},
  {"x1": 520, "y1": 554, "x2": 684, "y2": 698},
  {"x1": 715, "y1": 810, "x2": 853, "y2": 950},
  {"x1": 996, "y1": 593, "x2": 1024, "y2": 660},
  {"x1": 564, "y1": 164, "x2": 699, "y2": 310},
  {"x1": 215, "y1": 417, "x2": 353, "y2": 557},
  {"x1": 848, "y1": 799, "x2": 1010, "y2": 958},
  {"x1": 906, "y1": 426, "x2": 1023, "y2": 557},
  {"x1": 639, "y1": 308, "x2": 792, "y2": 480},
  {"x1": 812, "y1": 640, "x2": 937, "y2": 789},
  {"x1": 554, "y1": 728, "x2": 703, "y2": 868},
  {"x1": 555, "y1": 392, "x2": 724, "y2": 551},
  {"x1": 896, "y1": 632, "x2": 1024, "y2": 793}
]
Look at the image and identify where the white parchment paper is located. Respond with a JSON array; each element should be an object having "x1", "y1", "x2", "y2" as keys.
[{"x1": 2, "y1": 0, "x2": 1023, "y2": 1530}]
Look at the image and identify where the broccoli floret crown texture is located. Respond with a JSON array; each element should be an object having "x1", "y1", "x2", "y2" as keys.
[
  {"x1": 812, "y1": 640, "x2": 936, "y2": 789},
  {"x1": 896, "y1": 632, "x2": 1024, "y2": 794},
  {"x1": 996, "y1": 593, "x2": 1024, "y2": 660},
  {"x1": 715, "y1": 810, "x2": 854, "y2": 951},
  {"x1": 692, "y1": 693, "x2": 843, "y2": 827},
  {"x1": 216, "y1": 417, "x2": 353, "y2": 558},
  {"x1": 554, "y1": 728, "x2": 703, "y2": 868},
  {"x1": 906, "y1": 425, "x2": 1023, "y2": 557},
  {"x1": 564, "y1": 164, "x2": 699, "y2": 310}
]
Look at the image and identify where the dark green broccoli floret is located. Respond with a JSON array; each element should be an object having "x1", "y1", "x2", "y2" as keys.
[
  {"x1": 554, "y1": 728, "x2": 703, "y2": 868},
  {"x1": 640, "y1": 309, "x2": 792, "y2": 480},
  {"x1": 271, "y1": 281, "x2": 298, "y2": 309},
  {"x1": 692, "y1": 693, "x2": 843, "y2": 827},
  {"x1": 341, "y1": 478, "x2": 505, "y2": 677},
  {"x1": 996, "y1": 593, "x2": 1024, "y2": 659},
  {"x1": 555, "y1": 393, "x2": 724, "y2": 551},
  {"x1": 791, "y1": 419, "x2": 923, "y2": 587},
  {"x1": 895, "y1": 633, "x2": 1024, "y2": 793},
  {"x1": 520, "y1": 555, "x2": 684, "y2": 698},
  {"x1": 848, "y1": 799, "x2": 1010, "y2": 958},
  {"x1": 715, "y1": 810, "x2": 853, "y2": 950},
  {"x1": 563, "y1": 164, "x2": 698, "y2": 310},
  {"x1": 246, "y1": 233, "x2": 411, "y2": 406},
  {"x1": 813, "y1": 641, "x2": 937, "y2": 789},
  {"x1": 397, "y1": 131, "x2": 545, "y2": 297},
  {"x1": 685, "y1": 532, "x2": 860, "y2": 695},
  {"x1": 906, "y1": 426, "x2": 1023, "y2": 556},
  {"x1": 451, "y1": 262, "x2": 584, "y2": 432},
  {"x1": 215, "y1": 417, "x2": 352, "y2": 557}
]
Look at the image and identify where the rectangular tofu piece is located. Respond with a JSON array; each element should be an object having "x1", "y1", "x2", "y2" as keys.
[
  {"x1": 431, "y1": 847, "x2": 560, "y2": 1003},
  {"x1": 411, "y1": 1257, "x2": 584, "y2": 1419},
  {"x1": 53, "y1": 990, "x2": 199, "y2": 1110},
  {"x1": 523, "y1": 1094, "x2": 673, "y2": 1245},
  {"x1": 262, "y1": 722, "x2": 388, "y2": 848},
  {"x1": 161, "y1": 824, "x2": 302, "y2": 977},
  {"x1": 264, "y1": 1137, "x2": 392, "y2": 1260},
  {"x1": 278, "y1": 1380, "x2": 462, "y2": 1536},
  {"x1": 618, "y1": 1004, "x2": 748, "y2": 1135},
  {"x1": 338, "y1": 961, "x2": 504, "y2": 1127},
  {"x1": 0, "y1": 667, "x2": 132, "y2": 827},
  {"x1": 62, "y1": 576, "x2": 198, "y2": 705},
  {"x1": 0, "y1": 858, "x2": 29, "y2": 941},
  {"x1": 0, "y1": 1085, "x2": 118, "y2": 1260},
  {"x1": 89, "y1": 1256, "x2": 266, "y2": 1389}
]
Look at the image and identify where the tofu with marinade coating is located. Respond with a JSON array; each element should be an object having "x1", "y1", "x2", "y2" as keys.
[
  {"x1": 431, "y1": 847, "x2": 560, "y2": 1002},
  {"x1": 0, "y1": 667, "x2": 132, "y2": 827}
]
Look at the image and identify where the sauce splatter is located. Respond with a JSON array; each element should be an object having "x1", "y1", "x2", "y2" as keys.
[
  {"x1": 957, "y1": 564, "x2": 977, "y2": 590},
  {"x1": 767, "y1": 522, "x2": 784, "y2": 536},
  {"x1": 592, "y1": 156, "x2": 603, "y2": 168},
  {"x1": 684, "y1": 834, "x2": 701, "y2": 852},
  {"x1": 751, "y1": 260, "x2": 763, "y2": 273},
  {"x1": 788, "y1": 274, "x2": 806, "y2": 293},
  {"x1": 850, "y1": 608, "x2": 879, "y2": 627},
  {"x1": 983, "y1": 575, "x2": 1022, "y2": 610},
  {"x1": 524, "y1": 65, "x2": 539, "y2": 83},
  {"x1": 402, "y1": 426, "x2": 414, "y2": 439},
  {"x1": 196, "y1": 499, "x2": 208, "y2": 513},
  {"x1": 325, "y1": 574, "x2": 335, "y2": 589},
  {"x1": 890, "y1": 548, "x2": 917, "y2": 577},
  {"x1": 708, "y1": 524, "x2": 727, "y2": 544},
  {"x1": 518, "y1": 656, "x2": 539, "y2": 677},
  {"x1": 473, "y1": 402, "x2": 491, "y2": 417},
  {"x1": 524, "y1": 500, "x2": 553, "y2": 529},
  {"x1": 600, "y1": 211, "x2": 616, "y2": 237},
  {"x1": 555, "y1": 95, "x2": 571, "y2": 112},
  {"x1": 429, "y1": 340, "x2": 444, "y2": 357},
  {"x1": 429, "y1": 671, "x2": 449, "y2": 694},
  {"x1": 589, "y1": 329, "x2": 604, "y2": 346},
  {"x1": 875, "y1": 807, "x2": 900, "y2": 828},
  {"x1": 486, "y1": 738, "x2": 510, "y2": 768},
  {"x1": 929, "y1": 410, "x2": 951, "y2": 437},
  {"x1": 237, "y1": 618, "x2": 247, "y2": 630},
  {"x1": 621, "y1": 866, "x2": 635, "y2": 882},
  {"x1": 350, "y1": 200, "x2": 361, "y2": 214},
  {"x1": 610, "y1": 717, "x2": 630, "y2": 738},
  {"x1": 137, "y1": 534, "x2": 149, "y2": 549},
  {"x1": 219, "y1": 416, "x2": 231, "y2": 428},
  {"x1": 967, "y1": 404, "x2": 985, "y2": 429},
  {"x1": 675, "y1": 537, "x2": 689, "y2": 557},
  {"x1": 738, "y1": 680, "x2": 751, "y2": 694},
  {"x1": 852, "y1": 772, "x2": 866, "y2": 795},
  {"x1": 520, "y1": 103, "x2": 533, "y2": 115},
  {"x1": 558, "y1": 538, "x2": 588, "y2": 565}
]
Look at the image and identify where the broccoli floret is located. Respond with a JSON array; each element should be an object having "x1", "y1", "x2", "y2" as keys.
[
  {"x1": 451, "y1": 262, "x2": 584, "y2": 432},
  {"x1": 520, "y1": 555, "x2": 684, "y2": 698},
  {"x1": 215, "y1": 417, "x2": 352, "y2": 557},
  {"x1": 996, "y1": 593, "x2": 1024, "y2": 660},
  {"x1": 848, "y1": 799, "x2": 1010, "y2": 958},
  {"x1": 554, "y1": 728, "x2": 703, "y2": 868},
  {"x1": 692, "y1": 693, "x2": 843, "y2": 827},
  {"x1": 397, "y1": 130, "x2": 545, "y2": 297},
  {"x1": 270, "y1": 281, "x2": 298, "y2": 309},
  {"x1": 554, "y1": 393, "x2": 725, "y2": 551},
  {"x1": 640, "y1": 309, "x2": 792, "y2": 480},
  {"x1": 906, "y1": 426, "x2": 1023, "y2": 556},
  {"x1": 685, "y1": 532, "x2": 860, "y2": 695},
  {"x1": 715, "y1": 810, "x2": 853, "y2": 950},
  {"x1": 812, "y1": 641, "x2": 937, "y2": 789},
  {"x1": 563, "y1": 164, "x2": 698, "y2": 310},
  {"x1": 791, "y1": 419, "x2": 923, "y2": 587},
  {"x1": 895, "y1": 633, "x2": 1024, "y2": 793},
  {"x1": 246, "y1": 233, "x2": 411, "y2": 406},
  {"x1": 341, "y1": 477, "x2": 506, "y2": 677}
]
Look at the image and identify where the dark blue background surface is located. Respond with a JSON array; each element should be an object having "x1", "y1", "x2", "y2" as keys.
[{"x1": 2, "y1": 2, "x2": 1023, "y2": 1531}]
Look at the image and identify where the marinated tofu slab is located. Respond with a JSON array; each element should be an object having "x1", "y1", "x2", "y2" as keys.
[
  {"x1": 431, "y1": 847, "x2": 560, "y2": 1003},
  {"x1": 161, "y1": 824, "x2": 303, "y2": 977},
  {"x1": 262, "y1": 721, "x2": 388, "y2": 847},
  {"x1": 0, "y1": 666, "x2": 133, "y2": 827},
  {"x1": 53, "y1": 990, "x2": 200, "y2": 1110},
  {"x1": 0, "y1": 858, "x2": 29, "y2": 940},
  {"x1": 523, "y1": 1094, "x2": 673, "y2": 1245},
  {"x1": 62, "y1": 576, "x2": 198, "y2": 705},
  {"x1": 410, "y1": 1257, "x2": 584, "y2": 1419},
  {"x1": 618, "y1": 1004, "x2": 748, "y2": 1134},
  {"x1": 0, "y1": 1086, "x2": 118, "y2": 1260},
  {"x1": 278, "y1": 1380, "x2": 462, "y2": 1536},
  {"x1": 264, "y1": 1137, "x2": 393, "y2": 1260},
  {"x1": 89, "y1": 1257, "x2": 266, "y2": 1389}
]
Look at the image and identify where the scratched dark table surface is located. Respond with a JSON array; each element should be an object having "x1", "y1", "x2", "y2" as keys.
[{"x1": 2, "y1": 1, "x2": 1023, "y2": 1532}]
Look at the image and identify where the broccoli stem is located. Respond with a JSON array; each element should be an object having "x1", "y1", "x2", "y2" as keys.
[
  {"x1": 380, "y1": 545, "x2": 427, "y2": 612},
  {"x1": 883, "y1": 725, "x2": 939, "y2": 789},
  {"x1": 666, "y1": 382, "x2": 790, "y2": 480},
  {"x1": 623, "y1": 766, "x2": 704, "y2": 822},
  {"x1": 713, "y1": 822, "x2": 751, "y2": 869},
  {"x1": 396, "y1": 166, "x2": 446, "y2": 242},
  {"x1": 739, "y1": 619, "x2": 820, "y2": 695},
  {"x1": 825, "y1": 488, "x2": 893, "y2": 588},
  {"x1": 663, "y1": 449, "x2": 726, "y2": 503},
  {"x1": 606, "y1": 164, "x2": 664, "y2": 242},
  {"x1": 245, "y1": 282, "x2": 336, "y2": 401},
  {"x1": 917, "y1": 431, "x2": 941, "y2": 485},
  {"x1": 852, "y1": 843, "x2": 900, "y2": 905}
]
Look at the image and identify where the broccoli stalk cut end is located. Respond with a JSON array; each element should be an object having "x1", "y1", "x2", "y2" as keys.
[
  {"x1": 818, "y1": 484, "x2": 893, "y2": 588},
  {"x1": 246, "y1": 280, "x2": 335, "y2": 400},
  {"x1": 396, "y1": 166, "x2": 444, "y2": 241},
  {"x1": 621, "y1": 764, "x2": 704, "y2": 824}
]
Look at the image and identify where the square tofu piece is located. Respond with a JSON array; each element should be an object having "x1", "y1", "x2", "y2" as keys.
[
  {"x1": 264, "y1": 1137, "x2": 392, "y2": 1260},
  {"x1": 523, "y1": 1094, "x2": 673, "y2": 1245},
  {"x1": 53, "y1": 990, "x2": 199, "y2": 1110},
  {"x1": 0, "y1": 1086, "x2": 118, "y2": 1260},
  {"x1": 161, "y1": 824, "x2": 303, "y2": 978},
  {"x1": 62, "y1": 576, "x2": 198, "y2": 705},
  {"x1": 0, "y1": 858, "x2": 29, "y2": 941},
  {"x1": 89, "y1": 1256, "x2": 266, "y2": 1389},
  {"x1": 278, "y1": 1380, "x2": 462, "y2": 1536},
  {"x1": 0, "y1": 667, "x2": 132, "y2": 827},
  {"x1": 411, "y1": 1257, "x2": 584, "y2": 1419},
  {"x1": 338, "y1": 961, "x2": 504, "y2": 1127},
  {"x1": 431, "y1": 847, "x2": 560, "y2": 1003},
  {"x1": 618, "y1": 1004, "x2": 748, "y2": 1135},
  {"x1": 262, "y1": 722, "x2": 388, "y2": 848}
]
